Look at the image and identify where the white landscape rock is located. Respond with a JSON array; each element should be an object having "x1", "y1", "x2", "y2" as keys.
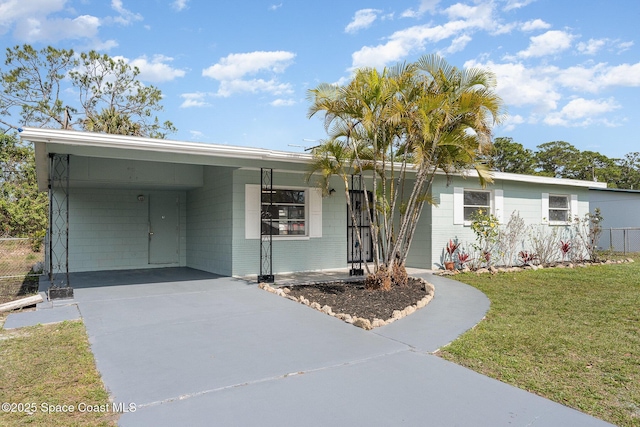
[
  {"x1": 259, "y1": 276, "x2": 436, "y2": 329},
  {"x1": 353, "y1": 318, "x2": 372, "y2": 330}
]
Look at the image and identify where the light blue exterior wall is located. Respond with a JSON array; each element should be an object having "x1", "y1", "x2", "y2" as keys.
[
  {"x1": 423, "y1": 176, "x2": 592, "y2": 269},
  {"x1": 230, "y1": 169, "x2": 347, "y2": 276},
  {"x1": 65, "y1": 187, "x2": 187, "y2": 272},
  {"x1": 590, "y1": 189, "x2": 640, "y2": 229},
  {"x1": 54, "y1": 152, "x2": 596, "y2": 275},
  {"x1": 59, "y1": 155, "x2": 193, "y2": 273},
  {"x1": 186, "y1": 166, "x2": 234, "y2": 276}
]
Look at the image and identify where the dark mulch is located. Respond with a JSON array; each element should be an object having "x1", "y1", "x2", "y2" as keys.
[{"x1": 285, "y1": 277, "x2": 429, "y2": 321}]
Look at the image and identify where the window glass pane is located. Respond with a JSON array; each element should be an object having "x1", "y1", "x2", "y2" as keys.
[
  {"x1": 464, "y1": 191, "x2": 490, "y2": 206},
  {"x1": 261, "y1": 220, "x2": 306, "y2": 235},
  {"x1": 549, "y1": 209, "x2": 568, "y2": 222},
  {"x1": 260, "y1": 188, "x2": 306, "y2": 235},
  {"x1": 464, "y1": 206, "x2": 483, "y2": 221},
  {"x1": 549, "y1": 195, "x2": 568, "y2": 209},
  {"x1": 262, "y1": 190, "x2": 305, "y2": 204}
]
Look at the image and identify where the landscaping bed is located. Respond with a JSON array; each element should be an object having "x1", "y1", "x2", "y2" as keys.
[{"x1": 260, "y1": 277, "x2": 434, "y2": 329}]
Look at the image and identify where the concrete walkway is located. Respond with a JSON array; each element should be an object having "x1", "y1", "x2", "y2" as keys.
[{"x1": 5, "y1": 268, "x2": 611, "y2": 426}]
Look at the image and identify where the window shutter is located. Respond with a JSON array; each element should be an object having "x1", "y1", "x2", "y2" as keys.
[
  {"x1": 541, "y1": 193, "x2": 549, "y2": 224},
  {"x1": 493, "y1": 189, "x2": 504, "y2": 223},
  {"x1": 453, "y1": 187, "x2": 464, "y2": 225},
  {"x1": 245, "y1": 184, "x2": 261, "y2": 239},
  {"x1": 309, "y1": 188, "x2": 322, "y2": 238},
  {"x1": 570, "y1": 194, "x2": 578, "y2": 221}
]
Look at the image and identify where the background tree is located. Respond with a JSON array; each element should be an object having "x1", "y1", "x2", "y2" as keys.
[
  {"x1": 0, "y1": 133, "x2": 47, "y2": 240},
  {"x1": 566, "y1": 150, "x2": 620, "y2": 183},
  {"x1": 615, "y1": 152, "x2": 640, "y2": 189},
  {"x1": 535, "y1": 141, "x2": 580, "y2": 178},
  {"x1": 0, "y1": 45, "x2": 177, "y2": 242},
  {"x1": 307, "y1": 54, "x2": 504, "y2": 288},
  {"x1": 482, "y1": 137, "x2": 536, "y2": 174},
  {"x1": 0, "y1": 45, "x2": 175, "y2": 137}
]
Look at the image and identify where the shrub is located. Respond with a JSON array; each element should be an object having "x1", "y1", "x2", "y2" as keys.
[
  {"x1": 559, "y1": 240, "x2": 571, "y2": 261},
  {"x1": 365, "y1": 266, "x2": 391, "y2": 291},
  {"x1": 469, "y1": 209, "x2": 500, "y2": 267},
  {"x1": 529, "y1": 225, "x2": 561, "y2": 265},
  {"x1": 391, "y1": 262, "x2": 409, "y2": 287},
  {"x1": 573, "y1": 209, "x2": 603, "y2": 262},
  {"x1": 497, "y1": 211, "x2": 526, "y2": 267}
]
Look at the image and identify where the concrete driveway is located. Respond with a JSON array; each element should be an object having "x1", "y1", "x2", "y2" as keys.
[{"x1": 62, "y1": 268, "x2": 611, "y2": 426}]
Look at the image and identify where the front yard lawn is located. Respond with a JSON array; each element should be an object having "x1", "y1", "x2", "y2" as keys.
[
  {"x1": 439, "y1": 257, "x2": 640, "y2": 426},
  {"x1": 0, "y1": 321, "x2": 117, "y2": 427}
]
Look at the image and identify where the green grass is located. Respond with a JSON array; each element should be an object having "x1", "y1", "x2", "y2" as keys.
[
  {"x1": 439, "y1": 258, "x2": 640, "y2": 426},
  {"x1": 0, "y1": 321, "x2": 117, "y2": 426}
]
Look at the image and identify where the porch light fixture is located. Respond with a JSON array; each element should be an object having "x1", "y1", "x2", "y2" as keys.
[{"x1": 137, "y1": 195, "x2": 145, "y2": 202}]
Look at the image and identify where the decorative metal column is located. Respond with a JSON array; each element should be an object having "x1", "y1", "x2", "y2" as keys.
[
  {"x1": 258, "y1": 168, "x2": 274, "y2": 283},
  {"x1": 48, "y1": 153, "x2": 73, "y2": 298},
  {"x1": 349, "y1": 174, "x2": 364, "y2": 276}
]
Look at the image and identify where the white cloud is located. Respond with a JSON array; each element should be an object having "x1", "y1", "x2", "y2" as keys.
[
  {"x1": 269, "y1": 3, "x2": 283, "y2": 11},
  {"x1": 87, "y1": 39, "x2": 119, "y2": 51},
  {"x1": 597, "y1": 62, "x2": 640, "y2": 87},
  {"x1": 553, "y1": 62, "x2": 640, "y2": 92},
  {"x1": 127, "y1": 55, "x2": 187, "y2": 82},
  {"x1": 203, "y1": 51, "x2": 295, "y2": 80},
  {"x1": 216, "y1": 79, "x2": 293, "y2": 98},
  {"x1": 443, "y1": 34, "x2": 472, "y2": 54},
  {"x1": 271, "y1": 98, "x2": 296, "y2": 107},
  {"x1": 520, "y1": 19, "x2": 550, "y2": 32},
  {"x1": 0, "y1": 0, "x2": 65, "y2": 34},
  {"x1": 616, "y1": 41, "x2": 634, "y2": 53},
  {"x1": 544, "y1": 98, "x2": 620, "y2": 126},
  {"x1": 111, "y1": 0, "x2": 143, "y2": 25},
  {"x1": 503, "y1": 0, "x2": 538, "y2": 12},
  {"x1": 345, "y1": 9, "x2": 381, "y2": 34},
  {"x1": 465, "y1": 59, "x2": 561, "y2": 112},
  {"x1": 352, "y1": 2, "x2": 495, "y2": 69},
  {"x1": 172, "y1": 0, "x2": 188, "y2": 11},
  {"x1": 180, "y1": 92, "x2": 210, "y2": 108},
  {"x1": 189, "y1": 130, "x2": 204, "y2": 139},
  {"x1": 467, "y1": 57, "x2": 637, "y2": 130},
  {"x1": 402, "y1": 0, "x2": 440, "y2": 18},
  {"x1": 15, "y1": 14, "x2": 101, "y2": 43},
  {"x1": 577, "y1": 38, "x2": 607, "y2": 55},
  {"x1": 516, "y1": 30, "x2": 574, "y2": 59},
  {"x1": 498, "y1": 114, "x2": 525, "y2": 132},
  {"x1": 203, "y1": 51, "x2": 296, "y2": 98}
]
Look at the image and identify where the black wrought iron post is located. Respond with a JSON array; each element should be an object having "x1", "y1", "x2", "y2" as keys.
[
  {"x1": 349, "y1": 173, "x2": 364, "y2": 276},
  {"x1": 259, "y1": 168, "x2": 274, "y2": 282},
  {"x1": 48, "y1": 153, "x2": 73, "y2": 298}
]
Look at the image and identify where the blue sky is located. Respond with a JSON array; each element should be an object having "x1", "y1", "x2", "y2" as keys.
[{"x1": 1, "y1": 0, "x2": 639, "y2": 158}]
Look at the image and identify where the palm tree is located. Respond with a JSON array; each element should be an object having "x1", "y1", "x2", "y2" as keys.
[
  {"x1": 307, "y1": 54, "x2": 504, "y2": 288},
  {"x1": 83, "y1": 107, "x2": 143, "y2": 136}
]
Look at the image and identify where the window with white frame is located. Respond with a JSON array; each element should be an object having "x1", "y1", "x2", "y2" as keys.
[
  {"x1": 453, "y1": 187, "x2": 503, "y2": 225},
  {"x1": 261, "y1": 189, "x2": 306, "y2": 236},
  {"x1": 246, "y1": 184, "x2": 322, "y2": 239},
  {"x1": 463, "y1": 190, "x2": 491, "y2": 221},
  {"x1": 548, "y1": 194, "x2": 569, "y2": 222},
  {"x1": 541, "y1": 193, "x2": 577, "y2": 224}
]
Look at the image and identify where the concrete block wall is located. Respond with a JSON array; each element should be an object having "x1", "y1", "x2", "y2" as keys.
[
  {"x1": 428, "y1": 176, "x2": 592, "y2": 269},
  {"x1": 230, "y1": 169, "x2": 347, "y2": 277},
  {"x1": 66, "y1": 188, "x2": 187, "y2": 272},
  {"x1": 186, "y1": 166, "x2": 234, "y2": 276}
]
